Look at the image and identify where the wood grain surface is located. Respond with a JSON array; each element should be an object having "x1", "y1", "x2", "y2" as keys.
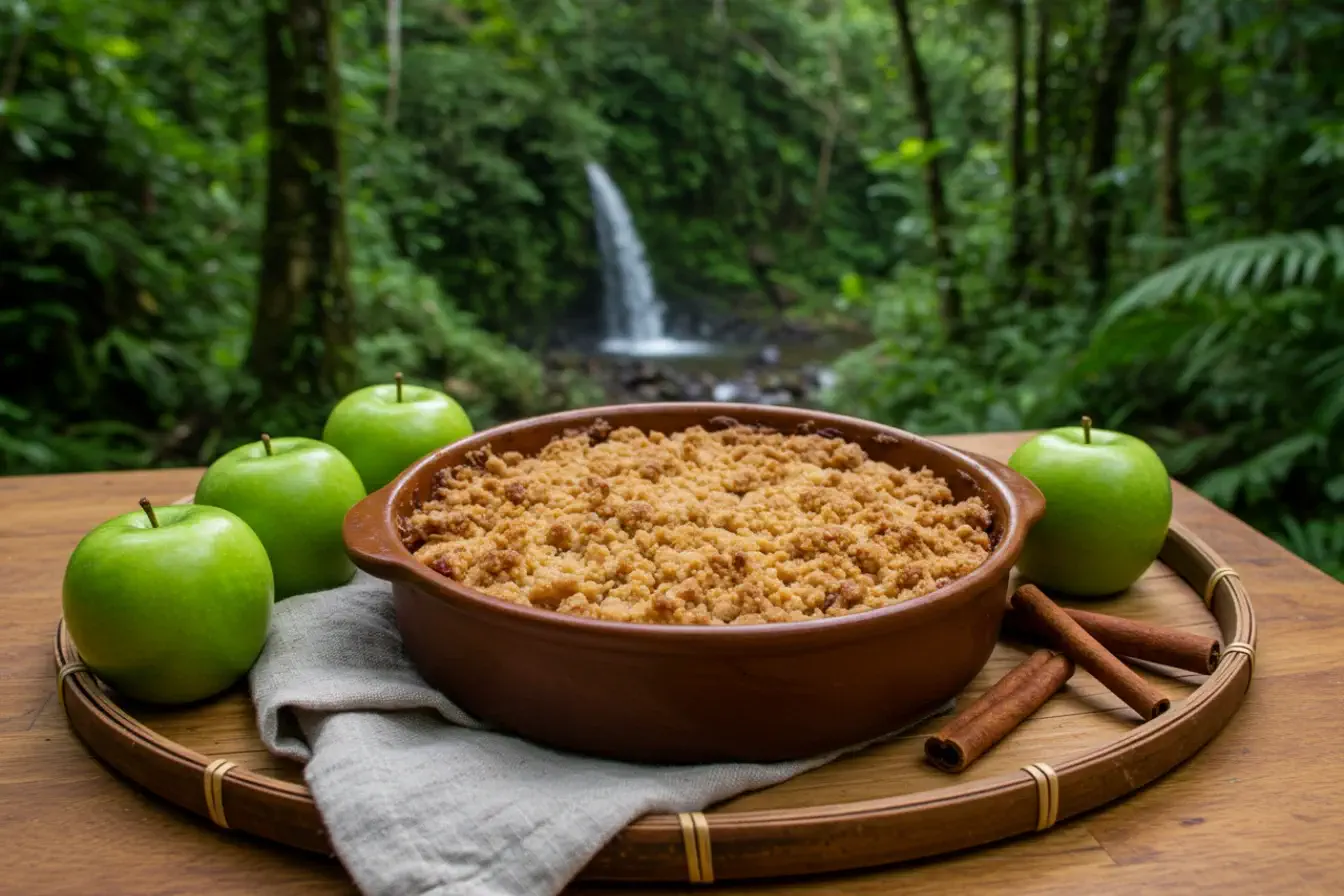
[{"x1": 3, "y1": 432, "x2": 1342, "y2": 895}]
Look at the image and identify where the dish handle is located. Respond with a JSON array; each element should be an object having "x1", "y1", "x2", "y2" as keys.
[
  {"x1": 342, "y1": 485, "x2": 420, "y2": 583},
  {"x1": 966, "y1": 451, "x2": 1047, "y2": 527}
]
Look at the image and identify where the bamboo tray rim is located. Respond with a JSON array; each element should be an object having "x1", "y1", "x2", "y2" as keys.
[{"x1": 52, "y1": 519, "x2": 1257, "y2": 884}]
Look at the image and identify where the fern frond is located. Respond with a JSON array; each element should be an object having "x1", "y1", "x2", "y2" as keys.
[
  {"x1": 1098, "y1": 228, "x2": 1344, "y2": 331},
  {"x1": 1321, "y1": 390, "x2": 1344, "y2": 432},
  {"x1": 1328, "y1": 228, "x2": 1344, "y2": 280},
  {"x1": 1307, "y1": 346, "x2": 1344, "y2": 383},
  {"x1": 1275, "y1": 515, "x2": 1344, "y2": 581},
  {"x1": 1193, "y1": 431, "x2": 1326, "y2": 507}
]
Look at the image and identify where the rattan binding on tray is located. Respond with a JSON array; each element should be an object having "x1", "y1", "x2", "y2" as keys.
[
  {"x1": 56, "y1": 661, "x2": 87, "y2": 713},
  {"x1": 204, "y1": 759, "x2": 237, "y2": 828},
  {"x1": 1021, "y1": 763, "x2": 1060, "y2": 831},
  {"x1": 1221, "y1": 641, "x2": 1256, "y2": 675},
  {"x1": 1203, "y1": 566, "x2": 1241, "y2": 606},
  {"x1": 677, "y1": 811, "x2": 714, "y2": 883}
]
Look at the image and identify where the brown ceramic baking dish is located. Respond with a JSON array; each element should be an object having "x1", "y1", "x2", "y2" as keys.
[{"x1": 343, "y1": 403, "x2": 1046, "y2": 764}]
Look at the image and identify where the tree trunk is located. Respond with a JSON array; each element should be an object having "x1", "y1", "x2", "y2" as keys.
[
  {"x1": 1056, "y1": 3, "x2": 1097, "y2": 260},
  {"x1": 1255, "y1": 0, "x2": 1294, "y2": 230},
  {"x1": 0, "y1": 28, "x2": 30, "y2": 132},
  {"x1": 385, "y1": 0, "x2": 402, "y2": 128},
  {"x1": 747, "y1": 244, "x2": 791, "y2": 315},
  {"x1": 1033, "y1": 0, "x2": 1057, "y2": 292},
  {"x1": 1203, "y1": 9, "x2": 1230, "y2": 128},
  {"x1": 249, "y1": 0, "x2": 357, "y2": 401},
  {"x1": 1160, "y1": 0, "x2": 1187, "y2": 241},
  {"x1": 807, "y1": 31, "x2": 845, "y2": 245},
  {"x1": 1080, "y1": 0, "x2": 1144, "y2": 302},
  {"x1": 810, "y1": 107, "x2": 840, "y2": 239},
  {"x1": 889, "y1": 0, "x2": 962, "y2": 330},
  {"x1": 1008, "y1": 0, "x2": 1029, "y2": 300}
]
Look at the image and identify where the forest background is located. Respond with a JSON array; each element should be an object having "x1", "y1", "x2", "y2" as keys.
[{"x1": 3, "y1": 0, "x2": 1342, "y2": 579}]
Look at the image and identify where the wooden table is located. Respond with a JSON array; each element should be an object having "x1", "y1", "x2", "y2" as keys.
[{"x1": 3, "y1": 431, "x2": 1342, "y2": 895}]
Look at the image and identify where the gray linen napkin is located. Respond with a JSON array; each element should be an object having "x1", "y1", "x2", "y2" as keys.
[{"x1": 250, "y1": 571, "x2": 951, "y2": 896}]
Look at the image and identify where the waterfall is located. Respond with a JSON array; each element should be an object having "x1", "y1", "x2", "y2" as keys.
[{"x1": 585, "y1": 162, "x2": 709, "y2": 358}]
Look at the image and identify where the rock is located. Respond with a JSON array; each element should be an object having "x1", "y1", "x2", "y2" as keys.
[
  {"x1": 658, "y1": 376, "x2": 687, "y2": 400},
  {"x1": 788, "y1": 370, "x2": 809, "y2": 391},
  {"x1": 619, "y1": 361, "x2": 665, "y2": 391},
  {"x1": 734, "y1": 373, "x2": 762, "y2": 404},
  {"x1": 684, "y1": 372, "x2": 716, "y2": 401},
  {"x1": 759, "y1": 344, "x2": 781, "y2": 366}
]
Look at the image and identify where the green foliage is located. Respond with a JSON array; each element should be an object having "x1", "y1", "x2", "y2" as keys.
[
  {"x1": 2, "y1": 0, "x2": 1342, "y2": 583},
  {"x1": 821, "y1": 271, "x2": 1088, "y2": 435},
  {"x1": 1084, "y1": 232, "x2": 1344, "y2": 558},
  {"x1": 359, "y1": 0, "x2": 612, "y2": 334},
  {"x1": 1276, "y1": 516, "x2": 1344, "y2": 582},
  {"x1": 817, "y1": 0, "x2": 1344, "y2": 580},
  {"x1": 826, "y1": 226, "x2": 1344, "y2": 578},
  {"x1": 346, "y1": 202, "x2": 584, "y2": 425},
  {"x1": 0, "y1": 0, "x2": 586, "y2": 474}
]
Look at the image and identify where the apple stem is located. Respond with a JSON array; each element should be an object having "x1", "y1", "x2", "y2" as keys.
[
  {"x1": 1081, "y1": 415, "x2": 1093, "y2": 444},
  {"x1": 395, "y1": 371, "x2": 404, "y2": 403},
  {"x1": 138, "y1": 497, "x2": 160, "y2": 528},
  {"x1": 261, "y1": 432, "x2": 273, "y2": 456}
]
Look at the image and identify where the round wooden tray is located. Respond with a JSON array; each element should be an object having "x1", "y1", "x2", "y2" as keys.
[{"x1": 53, "y1": 520, "x2": 1256, "y2": 885}]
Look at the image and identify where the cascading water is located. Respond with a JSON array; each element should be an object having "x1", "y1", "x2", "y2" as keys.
[{"x1": 585, "y1": 162, "x2": 710, "y2": 358}]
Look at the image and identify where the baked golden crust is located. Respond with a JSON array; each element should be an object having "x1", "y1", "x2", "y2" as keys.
[{"x1": 406, "y1": 424, "x2": 993, "y2": 625}]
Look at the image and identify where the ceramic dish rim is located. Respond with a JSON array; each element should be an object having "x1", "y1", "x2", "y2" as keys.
[{"x1": 342, "y1": 402, "x2": 1045, "y2": 644}]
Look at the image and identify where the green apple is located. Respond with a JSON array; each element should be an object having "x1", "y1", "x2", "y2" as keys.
[
  {"x1": 1008, "y1": 417, "x2": 1173, "y2": 597},
  {"x1": 195, "y1": 434, "x2": 366, "y2": 599},
  {"x1": 321, "y1": 372, "x2": 474, "y2": 492},
  {"x1": 62, "y1": 499, "x2": 273, "y2": 705}
]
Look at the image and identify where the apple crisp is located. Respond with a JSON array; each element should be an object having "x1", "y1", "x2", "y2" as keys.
[{"x1": 405, "y1": 422, "x2": 993, "y2": 625}]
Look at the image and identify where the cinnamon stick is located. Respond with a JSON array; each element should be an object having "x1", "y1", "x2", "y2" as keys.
[
  {"x1": 925, "y1": 649, "x2": 1074, "y2": 773},
  {"x1": 1005, "y1": 603, "x2": 1221, "y2": 675},
  {"x1": 1009, "y1": 585, "x2": 1172, "y2": 721},
  {"x1": 939, "y1": 648, "x2": 1053, "y2": 734}
]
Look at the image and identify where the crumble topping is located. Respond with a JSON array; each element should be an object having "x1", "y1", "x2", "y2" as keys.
[{"x1": 406, "y1": 424, "x2": 993, "y2": 625}]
